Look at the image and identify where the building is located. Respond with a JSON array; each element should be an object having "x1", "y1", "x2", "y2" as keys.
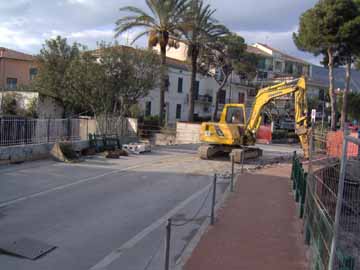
[
  {"x1": 246, "y1": 43, "x2": 310, "y2": 82},
  {"x1": 0, "y1": 47, "x2": 38, "y2": 90},
  {"x1": 0, "y1": 48, "x2": 64, "y2": 118},
  {"x1": 140, "y1": 56, "x2": 251, "y2": 124}
]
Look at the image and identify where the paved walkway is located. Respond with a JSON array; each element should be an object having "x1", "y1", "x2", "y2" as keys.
[{"x1": 185, "y1": 165, "x2": 308, "y2": 270}]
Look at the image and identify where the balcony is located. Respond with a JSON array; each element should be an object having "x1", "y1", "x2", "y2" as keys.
[{"x1": 195, "y1": 94, "x2": 213, "y2": 104}]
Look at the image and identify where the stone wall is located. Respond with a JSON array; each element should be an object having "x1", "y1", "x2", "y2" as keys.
[{"x1": 176, "y1": 122, "x2": 201, "y2": 144}]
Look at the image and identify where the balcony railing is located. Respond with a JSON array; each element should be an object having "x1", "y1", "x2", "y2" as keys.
[{"x1": 195, "y1": 94, "x2": 213, "y2": 103}]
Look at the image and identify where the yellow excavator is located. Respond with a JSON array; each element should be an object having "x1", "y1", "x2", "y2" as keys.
[{"x1": 198, "y1": 77, "x2": 310, "y2": 163}]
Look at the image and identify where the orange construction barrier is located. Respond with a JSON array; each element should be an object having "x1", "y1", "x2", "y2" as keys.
[
  {"x1": 256, "y1": 125, "x2": 272, "y2": 144},
  {"x1": 326, "y1": 131, "x2": 359, "y2": 158}
]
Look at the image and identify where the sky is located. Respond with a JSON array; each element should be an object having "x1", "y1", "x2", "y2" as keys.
[{"x1": 0, "y1": 0, "x2": 322, "y2": 65}]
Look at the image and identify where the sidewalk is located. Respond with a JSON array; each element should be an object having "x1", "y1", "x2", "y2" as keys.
[{"x1": 184, "y1": 164, "x2": 308, "y2": 270}]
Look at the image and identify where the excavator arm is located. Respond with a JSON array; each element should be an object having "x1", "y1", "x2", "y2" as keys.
[{"x1": 245, "y1": 77, "x2": 309, "y2": 158}]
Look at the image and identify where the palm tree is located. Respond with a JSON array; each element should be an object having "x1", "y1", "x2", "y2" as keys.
[
  {"x1": 115, "y1": 0, "x2": 189, "y2": 125},
  {"x1": 181, "y1": 0, "x2": 228, "y2": 122}
]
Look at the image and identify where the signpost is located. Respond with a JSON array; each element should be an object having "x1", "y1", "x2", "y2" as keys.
[{"x1": 311, "y1": 109, "x2": 316, "y2": 124}]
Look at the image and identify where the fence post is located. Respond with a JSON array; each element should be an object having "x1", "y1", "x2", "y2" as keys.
[
  {"x1": 47, "y1": 118, "x2": 51, "y2": 143},
  {"x1": 210, "y1": 174, "x2": 217, "y2": 226},
  {"x1": 303, "y1": 128, "x2": 314, "y2": 245},
  {"x1": 86, "y1": 118, "x2": 89, "y2": 140},
  {"x1": 241, "y1": 148, "x2": 245, "y2": 174},
  {"x1": 231, "y1": 156, "x2": 235, "y2": 192},
  {"x1": 164, "y1": 219, "x2": 172, "y2": 270},
  {"x1": 291, "y1": 151, "x2": 297, "y2": 181},
  {"x1": 67, "y1": 118, "x2": 71, "y2": 141},
  {"x1": 328, "y1": 136, "x2": 349, "y2": 270},
  {"x1": 358, "y1": 129, "x2": 360, "y2": 159},
  {"x1": 300, "y1": 172, "x2": 307, "y2": 219}
]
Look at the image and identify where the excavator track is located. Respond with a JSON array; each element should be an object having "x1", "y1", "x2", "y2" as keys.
[
  {"x1": 198, "y1": 144, "x2": 263, "y2": 163},
  {"x1": 198, "y1": 145, "x2": 219, "y2": 160}
]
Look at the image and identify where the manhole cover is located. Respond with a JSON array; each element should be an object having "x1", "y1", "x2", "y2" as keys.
[{"x1": 0, "y1": 237, "x2": 56, "y2": 260}]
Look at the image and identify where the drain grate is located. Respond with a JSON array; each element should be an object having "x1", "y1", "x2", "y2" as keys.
[{"x1": 0, "y1": 237, "x2": 56, "y2": 260}]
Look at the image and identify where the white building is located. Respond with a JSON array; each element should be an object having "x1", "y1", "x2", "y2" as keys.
[{"x1": 140, "y1": 56, "x2": 251, "y2": 125}]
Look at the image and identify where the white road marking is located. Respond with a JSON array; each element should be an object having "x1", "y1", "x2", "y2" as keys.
[
  {"x1": 0, "y1": 156, "x2": 195, "y2": 209},
  {"x1": 89, "y1": 182, "x2": 212, "y2": 270},
  {"x1": 0, "y1": 165, "x2": 137, "y2": 209}
]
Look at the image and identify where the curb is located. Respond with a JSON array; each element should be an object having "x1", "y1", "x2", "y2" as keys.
[{"x1": 174, "y1": 174, "x2": 239, "y2": 270}]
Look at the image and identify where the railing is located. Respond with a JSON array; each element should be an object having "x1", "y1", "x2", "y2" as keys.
[
  {"x1": 291, "y1": 152, "x2": 308, "y2": 218},
  {"x1": 0, "y1": 118, "x2": 81, "y2": 147},
  {"x1": 291, "y1": 130, "x2": 360, "y2": 270},
  {"x1": 195, "y1": 94, "x2": 213, "y2": 103}
]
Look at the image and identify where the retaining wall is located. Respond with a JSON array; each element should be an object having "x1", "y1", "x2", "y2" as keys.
[
  {"x1": 0, "y1": 140, "x2": 89, "y2": 164},
  {"x1": 176, "y1": 122, "x2": 201, "y2": 144}
]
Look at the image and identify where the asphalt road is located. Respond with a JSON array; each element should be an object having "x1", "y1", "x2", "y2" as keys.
[{"x1": 0, "y1": 145, "x2": 233, "y2": 270}]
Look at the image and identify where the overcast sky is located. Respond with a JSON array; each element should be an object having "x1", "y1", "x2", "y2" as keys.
[{"x1": 0, "y1": 0, "x2": 322, "y2": 64}]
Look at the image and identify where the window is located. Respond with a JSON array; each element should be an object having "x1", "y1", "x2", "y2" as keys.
[
  {"x1": 258, "y1": 71, "x2": 268, "y2": 80},
  {"x1": 226, "y1": 107, "x2": 245, "y2": 125},
  {"x1": 194, "y1": 81, "x2": 200, "y2": 100},
  {"x1": 176, "y1": 104, "x2": 182, "y2": 119},
  {"x1": 238, "y1": 93, "x2": 245, "y2": 104},
  {"x1": 218, "y1": 90, "x2": 226, "y2": 104},
  {"x1": 177, "y1": 78, "x2": 183, "y2": 93},
  {"x1": 29, "y1": 68, "x2": 38, "y2": 80},
  {"x1": 285, "y1": 62, "x2": 294, "y2": 74},
  {"x1": 257, "y1": 58, "x2": 266, "y2": 70},
  {"x1": 145, "y1": 101, "x2": 151, "y2": 116},
  {"x1": 165, "y1": 76, "x2": 170, "y2": 91},
  {"x1": 275, "y1": 61, "x2": 283, "y2": 72},
  {"x1": 6, "y1": 78, "x2": 17, "y2": 90}
]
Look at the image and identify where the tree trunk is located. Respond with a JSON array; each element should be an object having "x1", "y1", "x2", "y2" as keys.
[
  {"x1": 328, "y1": 48, "x2": 337, "y2": 131},
  {"x1": 212, "y1": 91, "x2": 220, "y2": 121},
  {"x1": 188, "y1": 49, "x2": 198, "y2": 122},
  {"x1": 212, "y1": 74, "x2": 230, "y2": 121},
  {"x1": 159, "y1": 45, "x2": 167, "y2": 126},
  {"x1": 341, "y1": 58, "x2": 351, "y2": 131}
]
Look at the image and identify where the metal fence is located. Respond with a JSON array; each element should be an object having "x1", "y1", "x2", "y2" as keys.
[
  {"x1": 0, "y1": 118, "x2": 82, "y2": 147},
  {"x1": 298, "y1": 130, "x2": 360, "y2": 270},
  {"x1": 95, "y1": 116, "x2": 137, "y2": 137}
]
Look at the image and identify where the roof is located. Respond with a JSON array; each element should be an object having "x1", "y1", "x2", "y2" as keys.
[
  {"x1": 91, "y1": 45, "x2": 191, "y2": 71},
  {"x1": 246, "y1": 45, "x2": 271, "y2": 57},
  {"x1": 166, "y1": 57, "x2": 190, "y2": 71},
  {"x1": 250, "y1": 43, "x2": 309, "y2": 65},
  {"x1": 0, "y1": 47, "x2": 34, "y2": 61}
]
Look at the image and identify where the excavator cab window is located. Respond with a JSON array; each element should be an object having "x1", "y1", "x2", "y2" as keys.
[{"x1": 226, "y1": 107, "x2": 245, "y2": 125}]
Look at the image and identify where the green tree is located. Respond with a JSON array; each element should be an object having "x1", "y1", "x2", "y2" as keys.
[
  {"x1": 338, "y1": 92, "x2": 360, "y2": 122},
  {"x1": 115, "y1": 0, "x2": 189, "y2": 125},
  {"x1": 293, "y1": 0, "x2": 358, "y2": 131},
  {"x1": 34, "y1": 36, "x2": 82, "y2": 115},
  {"x1": 338, "y1": 13, "x2": 360, "y2": 130},
  {"x1": 1, "y1": 93, "x2": 19, "y2": 115},
  {"x1": 65, "y1": 43, "x2": 160, "y2": 118},
  {"x1": 181, "y1": 0, "x2": 228, "y2": 122},
  {"x1": 98, "y1": 43, "x2": 161, "y2": 117},
  {"x1": 200, "y1": 33, "x2": 255, "y2": 120}
]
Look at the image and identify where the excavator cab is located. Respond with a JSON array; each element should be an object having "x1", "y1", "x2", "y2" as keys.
[{"x1": 200, "y1": 104, "x2": 247, "y2": 147}]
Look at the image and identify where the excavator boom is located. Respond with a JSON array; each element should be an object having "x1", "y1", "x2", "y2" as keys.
[{"x1": 246, "y1": 77, "x2": 309, "y2": 158}]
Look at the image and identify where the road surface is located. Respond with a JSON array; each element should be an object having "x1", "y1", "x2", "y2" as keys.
[{"x1": 0, "y1": 144, "x2": 300, "y2": 270}]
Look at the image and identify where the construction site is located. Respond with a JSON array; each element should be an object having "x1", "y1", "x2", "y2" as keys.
[
  {"x1": 2, "y1": 0, "x2": 360, "y2": 269},
  {"x1": 0, "y1": 75, "x2": 359, "y2": 270}
]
